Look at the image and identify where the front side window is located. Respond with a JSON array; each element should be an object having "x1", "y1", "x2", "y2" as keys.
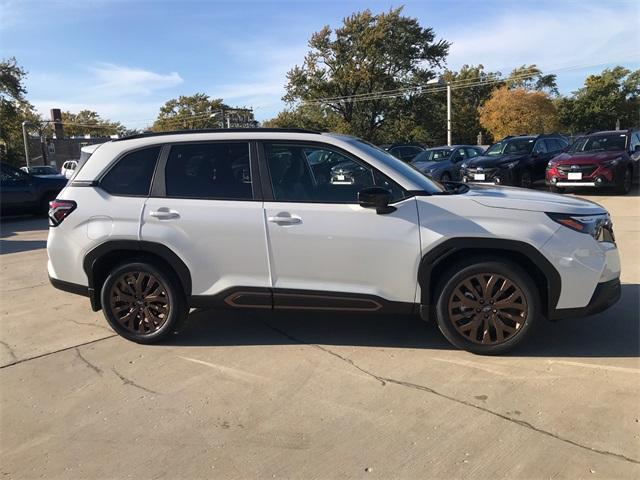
[
  {"x1": 265, "y1": 143, "x2": 405, "y2": 203},
  {"x1": 165, "y1": 142, "x2": 252, "y2": 200},
  {"x1": 533, "y1": 140, "x2": 548, "y2": 154},
  {"x1": 1, "y1": 165, "x2": 29, "y2": 184},
  {"x1": 101, "y1": 147, "x2": 161, "y2": 196}
]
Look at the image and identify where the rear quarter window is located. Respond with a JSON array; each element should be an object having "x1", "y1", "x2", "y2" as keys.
[{"x1": 100, "y1": 147, "x2": 161, "y2": 196}]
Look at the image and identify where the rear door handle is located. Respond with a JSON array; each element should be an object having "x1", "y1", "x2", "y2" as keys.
[
  {"x1": 150, "y1": 208, "x2": 180, "y2": 220},
  {"x1": 268, "y1": 214, "x2": 302, "y2": 225}
]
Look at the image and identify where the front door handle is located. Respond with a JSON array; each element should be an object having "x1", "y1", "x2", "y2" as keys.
[
  {"x1": 150, "y1": 208, "x2": 180, "y2": 220},
  {"x1": 268, "y1": 213, "x2": 302, "y2": 225}
]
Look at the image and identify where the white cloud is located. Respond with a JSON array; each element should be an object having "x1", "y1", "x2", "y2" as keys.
[
  {"x1": 88, "y1": 63, "x2": 183, "y2": 97},
  {"x1": 444, "y1": 4, "x2": 640, "y2": 73}
]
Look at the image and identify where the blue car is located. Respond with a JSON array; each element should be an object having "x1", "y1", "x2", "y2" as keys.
[{"x1": 411, "y1": 145, "x2": 485, "y2": 182}]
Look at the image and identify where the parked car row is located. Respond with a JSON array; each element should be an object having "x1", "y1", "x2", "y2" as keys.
[{"x1": 409, "y1": 129, "x2": 639, "y2": 195}]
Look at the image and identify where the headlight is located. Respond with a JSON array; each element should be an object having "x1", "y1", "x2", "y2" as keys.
[
  {"x1": 602, "y1": 156, "x2": 622, "y2": 167},
  {"x1": 460, "y1": 163, "x2": 467, "y2": 169},
  {"x1": 547, "y1": 213, "x2": 615, "y2": 242}
]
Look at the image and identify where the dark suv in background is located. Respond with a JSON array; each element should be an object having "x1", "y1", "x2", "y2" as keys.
[
  {"x1": 546, "y1": 129, "x2": 640, "y2": 194},
  {"x1": 460, "y1": 134, "x2": 568, "y2": 188},
  {"x1": 1, "y1": 162, "x2": 68, "y2": 216},
  {"x1": 411, "y1": 145, "x2": 485, "y2": 181}
]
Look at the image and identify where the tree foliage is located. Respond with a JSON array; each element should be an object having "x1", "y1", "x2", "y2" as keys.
[
  {"x1": 282, "y1": 7, "x2": 449, "y2": 142},
  {"x1": 0, "y1": 57, "x2": 39, "y2": 166},
  {"x1": 152, "y1": 94, "x2": 230, "y2": 131},
  {"x1": 60, "y1": 110, "x2": 124, "y2": 137},
  {"x1": 556, "y1": 67, "x2": 639, "y2": 133},
  {"x1": 507, "y1": 65, "x2": 558, "y2": 95},
  {"x1": 479, "y1": 87, "x2": 559, "y2": 140}
]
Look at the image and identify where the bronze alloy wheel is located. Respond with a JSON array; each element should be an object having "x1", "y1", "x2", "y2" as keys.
[
  {"x1": 447, "y1": 273, "x2": 528, "y2": 345},
  {"x1": 109, "y1": 271, "x2": 171, "y2": 335}
]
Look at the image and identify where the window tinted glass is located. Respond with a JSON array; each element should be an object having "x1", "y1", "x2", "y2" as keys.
[
  {"x1": 465, "y1": 147, "x2": 481, "y2": 158},
  {"x1": 1, "y1": 165, "x2": 29, "y2": 183},
  {"x1": 629, "y1": 132, "x2": 640, "y2": 152},
  {"x1": 165, "y1": 143, "x2": 252, "y2": 199},
  {"x1": 570, "y1": 133, "x2": 627, "y2": 153},
  {"x1": 101, "y1": 147, "x2": 160, "y2": 196},
  {"x1": 265, "y1": 143, "x2": 405, "y2": 203},
  {"x1": 533, "y1": 140, "x2": 547, "y2": 154}
]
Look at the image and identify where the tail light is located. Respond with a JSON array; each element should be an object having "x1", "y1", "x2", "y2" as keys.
[{"x1": 48, "y1": 199, "x2": 77, "y2": 226}]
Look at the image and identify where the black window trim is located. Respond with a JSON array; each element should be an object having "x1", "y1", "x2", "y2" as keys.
[
  {"x1": 96, "y1": 144, "x2": 163, "y2": 198},
  {"x1": 256, "y1": 140, "x2": 409, "y2": 205},
  {"x1": 148, "y1": 139, "x2": 261, "y2": 202}
]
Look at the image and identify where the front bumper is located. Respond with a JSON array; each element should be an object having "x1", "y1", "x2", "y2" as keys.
[
  {"x1": 546, "y1": 163, "x2": 617, "y2": 188},
  {"x1": 461, "y1": 166, "x2": 517, "y2": 186},
  {"x1": 549, "y1": 278, "x2": 621, "y2": 320}
]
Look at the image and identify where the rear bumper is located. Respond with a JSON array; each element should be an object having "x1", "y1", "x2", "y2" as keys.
[
  {"x1": 549, "y1": 278, "x2": 621, "y2": 320},
  {"x1": 48, "y1": 275, "x2": 100, "y2": 310}
]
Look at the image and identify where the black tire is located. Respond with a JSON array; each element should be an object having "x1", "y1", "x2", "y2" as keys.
[
  {"x1": 519, "y1": 170, "x2": 533, "y2": 189},
  {"x1": 434, "y1": 259, "x2": 541, "y2": 355},
  {"x1": 100, "y1": 261, "x2": 187, "y2": 344},
  {"x1": 615, "y1": 166, "x2": 632, "y2": 195},
  {"x1": 549, "y1": 185, "x2": 565, "y2": 194}
]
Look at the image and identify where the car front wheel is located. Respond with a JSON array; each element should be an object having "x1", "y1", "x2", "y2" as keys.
[
  {"x1": 435, "y1": 260, "x2": 540, "y2": 354},
  {"x1": 100, "y1": 261, "x2": 187, "y2": 344},
  {"x1": 615, "y1": 166, "x2": 632, "y2": 195}
]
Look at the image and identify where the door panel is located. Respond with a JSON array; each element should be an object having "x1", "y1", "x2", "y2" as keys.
[
  {"x1": 264, "y1": 199, "x2": 421, "y2": 303},
  {"x1": 142, "y1": 198, "x2": 270, "y2": 295}
]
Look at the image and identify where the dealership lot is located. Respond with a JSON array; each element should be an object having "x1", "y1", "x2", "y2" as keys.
[{"x1": 1, "y1": 189, "x2": 639, "y2": 479}]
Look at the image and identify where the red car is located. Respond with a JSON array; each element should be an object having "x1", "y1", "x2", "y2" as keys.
[{"x1": 546, "y1": 129, "x2": 640, "y2": 194}]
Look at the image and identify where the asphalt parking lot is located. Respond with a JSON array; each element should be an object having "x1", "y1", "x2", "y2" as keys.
[{"x1": 1, "y1": 189, "x2": 639, "y2": 479}]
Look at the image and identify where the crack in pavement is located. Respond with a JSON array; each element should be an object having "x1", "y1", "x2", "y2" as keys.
[
  {"x1": 263, "y1": 321, "x2": 640, "y2": 465},
  {"x1": 0, "y1": 335, "x2": 117, "y2": 369},
  {"x1": 0, "y1": 340, "x2": 17, "y2": 361},
  {"x1": 67, "y1": 318, "x2": 114, "y2": 333},
  {"x1": 75, "y1": 348, "x2": 103, "y2": 376},
  {"x1": 111, "y1": 367, "x2": 159, "y2": 395}
]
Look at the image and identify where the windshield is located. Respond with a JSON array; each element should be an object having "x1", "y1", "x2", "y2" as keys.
[
  {"x1": 349, "y1": 138, "x2": 445, "y2": 194},
  {"x1": 570, "y1": 133, "x2": 627, "y2": 153},
  {"x1": 485, "y1": 138, "x2": 534, "y2": 156},
  {"x1": 414, "y1": 149, "x2": 452, "y2": 163}
]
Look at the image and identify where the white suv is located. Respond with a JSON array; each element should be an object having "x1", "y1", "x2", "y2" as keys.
[{"x1": 47, "y1": 129, "x2": 621, "y2": 354}]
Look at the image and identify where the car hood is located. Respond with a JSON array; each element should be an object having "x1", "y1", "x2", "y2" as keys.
[
  {"x1": 465, "y1": 154, "x2": 527, "y2": 168},
  {"x1": 551, "y1": 151, "x2": 624, "y2": 164},
  {"x1": 460, "y1": 184, "x2": 606, "y2": 214}
]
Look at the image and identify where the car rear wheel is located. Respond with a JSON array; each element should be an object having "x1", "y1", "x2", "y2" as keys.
[
  {"x1": 435, "y1": 260, "x2": 540, "y2": 354},
  {"x1": 100, "y1": 261, "x2": 187, "y2": 344}
]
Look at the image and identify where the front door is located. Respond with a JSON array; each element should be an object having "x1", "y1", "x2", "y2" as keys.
[{"x1": 260, "y1": 142, "x2": 421, "y2": 311}]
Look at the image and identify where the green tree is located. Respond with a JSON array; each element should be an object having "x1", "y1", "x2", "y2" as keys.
[
  {"x1": 479, "y1": 87, "x2": 559, "y2": 139},
  {"x1": 556, "y1": 67, "x2": 639, "y2": 133},
  {"x1": 152, "y1": 94, "x2": 229, "y2": 131},
  {"x1": 283, "y1": 7, "x2": 449, "y2": 142},
  {"x1": 0, "y1": 57, "x2": 39, "y2": 166},
  {"x1": 60, "y1": 110, "x2": 124, "y2": 137},
  {"x1": 507, "y1": 65, "x2": 558, "y2": 95}
]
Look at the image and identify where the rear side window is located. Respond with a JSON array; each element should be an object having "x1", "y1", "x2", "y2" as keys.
[
  {"x1": 165, "y1": 142, "x2": 252, "y2": 200},
  {"x1": 101, "y1": 147, "x2": 161, "y2": 196}
]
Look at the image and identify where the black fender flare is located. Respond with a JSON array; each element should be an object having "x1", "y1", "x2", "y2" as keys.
[
  {"x1": 83, "y1": 240, "x2": 192, "y2": 310},
  {"x1": 417, "y1": 237, "x2": 561, "y2": 316}
]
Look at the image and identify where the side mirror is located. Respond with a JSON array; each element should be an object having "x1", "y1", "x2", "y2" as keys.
[{"x1": 358, "y1": 187, "x2": 396, "y2": 214}]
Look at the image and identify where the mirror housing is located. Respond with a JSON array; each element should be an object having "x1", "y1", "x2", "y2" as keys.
[{"x1": 358, "y1": 187, "x2": 396, "y2": 214}]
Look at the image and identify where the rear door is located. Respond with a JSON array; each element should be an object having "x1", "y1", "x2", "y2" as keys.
[
  {"x1": 0, "y1": 164, "x2": 38, "y2": 211},
  {"x1": 260, "y1": 142, "x2": 421, "y2": 310},
  {"x1": 141, "y1": 141, "x2": 270, "y2": 299}
]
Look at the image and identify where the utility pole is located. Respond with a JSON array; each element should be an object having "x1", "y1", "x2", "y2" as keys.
[
  {"x1": 22, "y1": 121, "x2": 31, "y2": 167},
  {"x1": 447, "y1": 82, "x2": 452, "y2": 146}
]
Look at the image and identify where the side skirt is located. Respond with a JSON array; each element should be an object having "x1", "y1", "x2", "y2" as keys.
[{"x1": 189, "y1": 287, "x2": 415, "y2": 314}]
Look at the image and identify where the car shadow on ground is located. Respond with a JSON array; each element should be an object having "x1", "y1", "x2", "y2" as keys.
[
  {"x1": 0, "y1": 216, "x2": 49, "y2": 255},
  {"x1": 169, "y1": 284, "x2": 639, "y2": 358}
]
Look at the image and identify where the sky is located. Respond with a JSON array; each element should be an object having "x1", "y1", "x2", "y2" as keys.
[{"x1": 1, "y1": 0, "x2": 639, "y2": 129}]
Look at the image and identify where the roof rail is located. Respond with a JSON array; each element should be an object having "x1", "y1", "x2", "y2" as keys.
[{"x1": 113, "y1": 127, "x2": 322, "y2": 142}]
